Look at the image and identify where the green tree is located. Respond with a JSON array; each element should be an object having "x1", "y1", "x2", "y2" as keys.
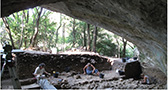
[
  {"x1": 1, "y1": 8, "x2": 136, "y2": 57},
  {"x1": 92, "y1": 26, "x2": 98, "y2": 52},
  {"x1": 2, "y1": 17, "x2": 15, "y2": 48},
  {"x1": 87, "y1": 24, "x2": 91, "y2": 51},
  {"x1": 121, "y1": 38, "x2": 127, "y2": 57},
  {"x1": 96, "y1": 29, "x2": 117, "y2": 56},
  {"x1": 1, "y1": 7, "x2": 58, "y2": 50},
  {"x1": 66, "y1": 19, "x2": 84, "y2": 48},
  {"x1": 62, "y1": 23, "x2": 66, "y2": 51},
  {"x1": 114, "y1": 35, "x2": 120, "y2": 58},
  {"x1": 30, "y1": 7, "x2": 43, "y2": 47},
  {"x1": 83, "y1": 22, "x2": 87, "y2": 48},
  {"x1": 72, "y1": 19, "x2": 76, "y2": 47}
]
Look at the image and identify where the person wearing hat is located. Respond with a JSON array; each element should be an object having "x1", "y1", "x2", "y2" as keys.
[
  {"x1": 83, "y1": 63, "x2": 100, "y2": 75},
  {"x1": 33, "y1": 63, "x2": 51, "y2": 80},
  {"x1": 33, "y1": 63, "x2": 56, "y2": 89}
]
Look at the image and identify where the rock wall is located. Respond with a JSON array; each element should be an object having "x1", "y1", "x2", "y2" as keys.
[
  {"x1": 16, "y1": 52, "x2": 111, "y2": 79},
  {"x1": 141, "y1": 63, "x2": 167, "y2": 85},
  {"x1": 2, "y1": 0, "x2": 167, "y2": 75}
]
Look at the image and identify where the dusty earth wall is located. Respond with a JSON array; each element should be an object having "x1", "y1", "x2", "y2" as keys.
[{"x1": 16, "y1": 52, "x2": 111, "y2": 79}]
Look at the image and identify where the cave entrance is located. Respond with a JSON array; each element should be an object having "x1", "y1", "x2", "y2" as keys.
[
  {"x1": 0, "y1": 3, "x2": 166, "y2": 89},
  {"x1": 0, "y1": 6, "x2": 140, "y2": 89},
  {"x1": 0, "y1": 7, "x2": 137, "y2": 59}
]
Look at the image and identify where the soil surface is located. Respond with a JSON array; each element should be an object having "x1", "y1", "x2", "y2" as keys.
[
  {"x1": 1, "y1": 70, "x2": 166, "y2": 89},
  {"x1": 1, "y1": 51, "x2": 167, "y2": 89},
  {"x1": 1, "y1": 59, "x2": 166, "y2": 89}
]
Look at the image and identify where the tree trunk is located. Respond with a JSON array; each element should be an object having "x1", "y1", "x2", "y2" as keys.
[
  {"x1": 22, "y1": 10, "x2": 29, "y2": 48},
  {"x1": 83, "y1": 22, "x2": 87, "y2": 48},
  {"x1": 92, "y1": 26, "x2": 98, "y2": 52},
  {"x1": 26, "y1": 10, "x2": 29, "y2": 23},
  {"x1": 55, "y1": 26, "x2": 61, "y2": 47},
  {"x1": 45, "y1": 20, "x2": 47, "y2": 48},
  {"x1": 2, "y1": 17, "x2": 15, "y2": 49},
  {"x1": 62, "y1": 23, "x2": 66, "y2": 51},
  {"x1": 127, "y1": 43, "x2": 134, "y2": 49},
  {"x1": 87, "y1": 24, "x2": 91, "y2": 51},
  {"x1": 116, "y1": 39, "x2": 120, "y2": 58},
  {"x1": 19, "y1": 10, "x2": 26, "y2": 48},
  {"x1": 55, "y1": 14, "x2": 62, "y2": 53},
  {"x1": 30, "y1": 7, "x2": 43, "y2": 47},
  {"x1": 24, "y1": 36, "x2": 27, "y2": 48},
  {"x1": 122, "y1": 38, "x2": 127, "y2": 57},
  {"x1": 72, "y1": 18, "x2": 76, "y2": 47}
]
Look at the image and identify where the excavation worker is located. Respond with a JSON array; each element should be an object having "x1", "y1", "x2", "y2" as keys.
[
  {"x1": 33, "y1": 63, "x2": 51, "y2": 80},
  {"x1": 33, "y1": 63, "x2": 56, "y2": 89},
  {"x1": 141, "y1": 74, "x2": 150, "y2": 84},
  {"x1": 83, "y1": 63, "x2": 99, "y2": 75}
]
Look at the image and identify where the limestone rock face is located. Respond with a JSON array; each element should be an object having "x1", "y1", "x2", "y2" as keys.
[{"x1": 2, "y1": 0, "x2": 167, "y2": 75}]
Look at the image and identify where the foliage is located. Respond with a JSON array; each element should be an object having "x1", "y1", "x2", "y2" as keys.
[
  {"x1": 96, "y1": 31, "x2": 117, "y2": 56},
  {"x1": 0, "y1": 7, "x2": 57, "y2": 50},
  {"x1": 0, "y1": 7, "x2": 135, "y2": 57}
]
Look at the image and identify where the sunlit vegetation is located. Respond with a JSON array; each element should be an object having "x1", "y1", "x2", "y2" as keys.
[{"x1": 0, "y1": 7, "x2": 136, "y2": 57}]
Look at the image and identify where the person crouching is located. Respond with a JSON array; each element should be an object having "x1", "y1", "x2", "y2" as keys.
[
  {"x1": 83, "y1": 63, "x2": 99, "y2": 75},
  {"x1": 33, "y1": 63, "x2": 51, "y2": 80}
]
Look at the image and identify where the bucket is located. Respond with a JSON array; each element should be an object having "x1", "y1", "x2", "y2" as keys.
[
  {"x1": 99, "y1": 73, "x2": 104, "y2": 78},
  {"x1": 53, "y1": 72, "x2": 59, "y2": 78}
]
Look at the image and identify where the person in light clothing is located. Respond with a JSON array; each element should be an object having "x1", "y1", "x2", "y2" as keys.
[
  {"x1": 141, "y1": 74, "x2": 150, "y2": 84},
  {"x1": 33, "y1": 63, "x2": 56, "y2": 89},
  {"x1": 33, "y1": 63, "x2": 50, "y2": 80}
]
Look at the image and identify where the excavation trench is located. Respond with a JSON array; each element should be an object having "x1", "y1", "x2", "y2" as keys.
[{"x1": 1, "y1": 51, "x2": 166, "y2": 89}]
